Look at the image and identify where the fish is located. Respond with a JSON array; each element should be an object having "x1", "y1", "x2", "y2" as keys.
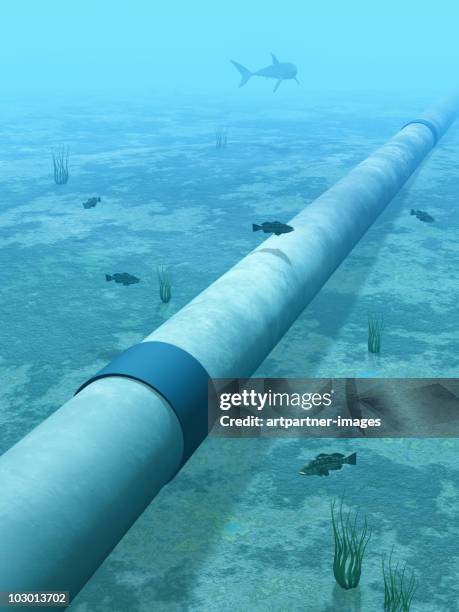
[
  {"x1": 411, "y1": 209, "x2": 434, "y2": 223},
  {"x1": 83, "y1": 197, "x2": 101, "y2": 209},
  {"x1": 299, "y1": 452, "x2": 357, "y2": 477},
  {"x1": 231, "y1": 53, "x2": 299, "y2": 93},
  {"x1": 105, "y1": 272, "x2": 140, "y2": 286},
  {"x1": 253, "y1": 221, "x2": 294, "y2": 236}
]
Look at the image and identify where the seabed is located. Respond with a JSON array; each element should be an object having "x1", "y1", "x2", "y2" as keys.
[{"x1": 0, "y1": 92, "x2": 458, "y2": 611}]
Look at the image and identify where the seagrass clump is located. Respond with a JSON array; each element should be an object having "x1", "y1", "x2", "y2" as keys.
[
  {"x1": 368, "y1": 312, "x2": 384, "y2": 354},
  {"x1": 157, "y1": 265, "x2": 171, "y2": 303},
  {"x1": 331, "y1": 497, "x2": 371, "y2": 589},
  {"x1": 382, "y1": 549, "x2": 417, "y2": 611},
  {"x1": 52, "y1": 146, "x2": 69, "y2": 184},
  {"x1": 215, "y1": 127, "x2": 227, "y2": 148}
]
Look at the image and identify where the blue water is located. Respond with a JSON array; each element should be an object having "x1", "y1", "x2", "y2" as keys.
[{"x1": 1, "y1": 89, "x2": 458, "y2": 610}]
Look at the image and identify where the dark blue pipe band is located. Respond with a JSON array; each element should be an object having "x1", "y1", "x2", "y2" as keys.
[
  {"x1": 75, "y1": 341, "x2": 213, "y2": 467},
  {"x1": 401, "y1": 119, "x2": 439, "y2": 145}
]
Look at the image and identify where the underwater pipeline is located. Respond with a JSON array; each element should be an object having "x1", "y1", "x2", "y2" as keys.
[{"x1": 0, "y1": 94, "x2": 458, "y2": 606}]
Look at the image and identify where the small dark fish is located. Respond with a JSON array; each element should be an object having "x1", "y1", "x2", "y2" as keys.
[
  {"x1": 253, "y1": 221, "x2": 294, "y2": 236},
  {"x1": 105, "y1": 272, "x2": 140, "y2": 286},
  {"x1": 411, "y1": 209, "x2": 434, "y2": 223},
  {"x1": 299, "y1": 452, "x2": 357, "y2": 477},
  {"x1": 83, "y1": 197, "x2": 101, "y2": 209}
]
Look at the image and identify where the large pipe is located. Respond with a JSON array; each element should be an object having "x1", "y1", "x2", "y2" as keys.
[{"x1": 0, "y1": 94, "x2": 458, "y2": 607}]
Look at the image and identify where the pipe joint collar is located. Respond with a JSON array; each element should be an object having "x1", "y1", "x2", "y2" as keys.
[
  {"x1": 75, "y1": 341, "x2": 213, "y2": 468},
  {"x1": 401, "y1": 118, "x2": 439, "y2": 145}
]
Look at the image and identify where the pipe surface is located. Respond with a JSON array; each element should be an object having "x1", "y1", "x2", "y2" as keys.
[
  {"x1": 144, "y1": 96, "x2": 459, "y2": 380},
  {"x1": 0, "y1": 378, "x2": 183, "y2": 606},
  {"x1": 0, "y1": 94, "x2": 458, "y2": 607}
]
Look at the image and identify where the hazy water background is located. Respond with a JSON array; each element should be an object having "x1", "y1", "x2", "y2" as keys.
[{"x1": 1, "y1": 0, "x2": 459, "y2": 610}]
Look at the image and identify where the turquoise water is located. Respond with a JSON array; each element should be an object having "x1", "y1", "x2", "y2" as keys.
[{"x1": 1, "y1": 92, "x2": 458, "y2": 610}]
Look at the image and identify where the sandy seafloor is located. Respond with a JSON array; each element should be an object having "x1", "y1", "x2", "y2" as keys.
[{"x1": 0, "y1": 90, "x2": 458, "y2": 611}]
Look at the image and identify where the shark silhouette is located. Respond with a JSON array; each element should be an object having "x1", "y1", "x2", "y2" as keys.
[{"x1": 231, "y1": 53, "x2": 299, "y2": 93}]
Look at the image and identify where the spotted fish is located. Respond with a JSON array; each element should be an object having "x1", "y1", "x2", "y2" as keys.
[{"x1": 299, "y1": 452, "x2": 357, "y2": 477}]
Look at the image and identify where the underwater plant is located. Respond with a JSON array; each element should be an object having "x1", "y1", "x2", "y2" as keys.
[
  {"x1": 331, "y1": 497, "x2": 371, "y2": 589},
  {"x1": 382, "y1": 549, "x2": 417, "y2": 611},
  {"x1": 215, "y1": 127, "x2": 227, "y2": 149},
  {"x1": 157, "y1": 265, "x2": 172, "y2": 303},
  {"x1": 52, "y1": 146, "x2": 69, "y2": 185},
  {"x1": 368, "y1": 312, "x2": 384, "y2": 354}
]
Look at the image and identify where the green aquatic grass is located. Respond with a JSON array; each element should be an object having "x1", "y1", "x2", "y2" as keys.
[
  {"x1": 382, "y1": 549, "x2": 417, "y2": 611},
  {"x1": 52, "y1": 146, "x2": 69, "y2": 185},
  {"x1": 215, "y1": 126, "x2": 227, "y2": 148},
  {"x1": 368, "y1": 312, "x2": 384, "y2": 354},
  {"x1": 157, "y1": 265, "x2": 172, "y2": 303},
  {"x1": 331, "y1": 497, "x2": 371, "y2": 590}
]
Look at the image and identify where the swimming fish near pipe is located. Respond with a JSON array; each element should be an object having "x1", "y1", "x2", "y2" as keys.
[
  {"x1": 411, "y1": 209, "x2": 435, "y2": 223},
  {"x1": 105, "y1": 273, "x2": 140, "y2": 286},
  {"x1": 253, "y1": 221, "x2": 294, "y2": 235},
  {"x1": 299, "y1": 452, "x2": 357, "y2": 477},
  {"x1": 83, "y1": 197, "x2": 101, "y2": 209}
]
